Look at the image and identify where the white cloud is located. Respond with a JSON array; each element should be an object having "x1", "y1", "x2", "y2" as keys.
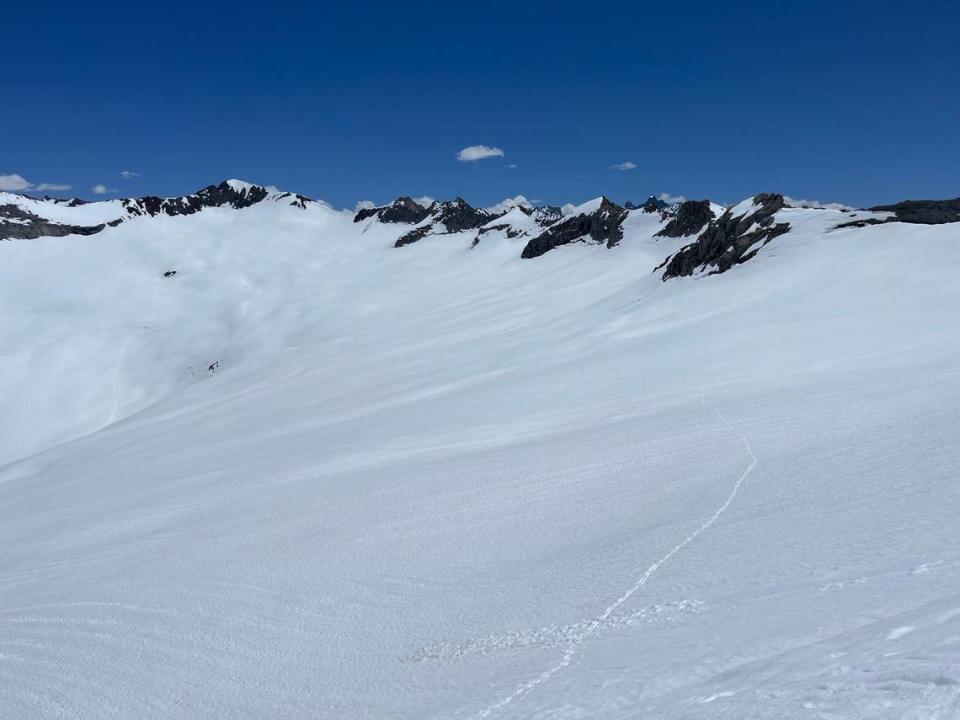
[
  {"x1": 92, "y1": 184, "x2": 116, "y2": 195},
  {"x1": 484, "y1": 195, "x2": 532, "y2": 214},
  {"x1": 354, "y1": 200, "x2": 376, "y2": 212},
  {"x1": 413, "y1": 196, "x2": 435, "y2": 208},
  {"x1": 0, "y1": 173, "x2": 72, "y2": 193},
  {"x1": 561, "y1": 203, "x2": 577, "y2": 216},
  {"x1": 507, "y1": 164, "x2": 518, "y2": 169},
  {"x1": 119, "y1": 170, "x2": 140, "y2": 179},
  {"x1": 609, "y1": 161, "x2": 637, "y2": 171},
  {"x1": 0, "y1": 173, "x2": 34, "y2": 191},
  {"x1": 784, "y1": 196, "x2": 848, "y2": 210},
  {"x1": 658, "y1": 192, "x2": 687, "y2": 205},
  {"x1": 457, "y1": 145, "x2": 505, "y2": 162}
]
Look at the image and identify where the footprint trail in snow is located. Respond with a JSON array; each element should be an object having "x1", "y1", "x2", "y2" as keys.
[{"x1": 470, "y1": 396, "x2": 758, "y2": 718}]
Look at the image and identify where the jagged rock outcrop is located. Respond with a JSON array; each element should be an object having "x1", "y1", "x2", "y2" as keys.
[
  {"x1": 395, "y1": 198, "x2": 494, "y2": 248},
  {"x1": 869, "y1": 198, "x2": 960, "y2": 225},
  {"x1": 431, "y1": 198, "x2": 495, "y2": 233},
  {"x1": 0, "y1": 203, "x2": 107, "y2": 241},
  {"x1": 121, "y1": 180, "x2": 297, "y2": 217},
  {"x1": 834, "y1": 198, "x2": 960, "y2": 230},
  {"x1": 394, "y1": 224, "x2": 434, "y2": 247},
  {"x1": 520, "y1": 198, "x2": 628, "y2": 259},
  {"x1": 38, "y1": 196, "x2": 89, "y2": 207},
  {"x1": 626, "y1": 196, "x2": 669, "y2": 212},
  {"x1": 661, "y1": 193, "x2": 790, "y2": 279},
  {"x1": 1, "y1": 180, "x2": 311, "y2": 241},
  {"x1": 472, "y1": 205, "x2": 561, "y2": 246},
  {"x1": 477, "y1": 218, "x2": 526, "y2": 241},
  {"x1": 642, "y1": 195, "x2": 666, "y2": 213},
  {"x1": 354, "y1": 196, "x2": 432, "y2": 224},
  {"x1": 533, "y1": 206, "x2": 563, "y2": 225},
  {"x1": 656, "y1": 200, "x2": 715, "y2": 238}
]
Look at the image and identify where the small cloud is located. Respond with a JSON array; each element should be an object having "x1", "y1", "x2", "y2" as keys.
[
  {"x1": 92, "y1": 183, "x2": 117, "y2": 195},
  {"x1": 609, "y1": 161, "x2": 637, "y2": 171},
  {"x1": 119, "y1": 170, "x2": 140, "y2": 179},
  {"x1": 658, "y1": 192, "x2": 686, "y2": 204},
  {"x1": 0, "y1": 173, "x2": 34, "y2": 191},
  {"x1": 354, "y1": 200, "x2": 377, "y2": 212},
  {"x1": 413, "y1": 195, "x2": 435, "y2": 208},
  {"x1": 457, "y1": 145, "x2": 505, "y2": 162},
  {"x1": 484, "y1": 195, "x2": 532, "y2": 214},
  {"x1": 1, "y1": 173, "x2": 72, "y2": 193},
  {"x1": 784, "y1": 195, "x2": 848, "y2": 210},
  {"x1": 560, "y1": 203, "x2": 577, "y2": 216},
  {"x1": 507, "y1": 164, "x2": 518, "y2": 169}
]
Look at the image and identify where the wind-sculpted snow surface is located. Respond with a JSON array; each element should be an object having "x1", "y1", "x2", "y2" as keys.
[
  {"x1": 2, "y1": 186, "x2": 960, "y2": 719},
  {"x1": 471, "y1": 397, "x2": 759, "y2": 719}
]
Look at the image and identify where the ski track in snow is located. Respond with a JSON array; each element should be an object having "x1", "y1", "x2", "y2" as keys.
[
  {"x1": 469, "y1": 393, "x2": 759, "y2": 718},
  {"x1": 404, "y1": 600, "x2": 702, "y2": 663}
]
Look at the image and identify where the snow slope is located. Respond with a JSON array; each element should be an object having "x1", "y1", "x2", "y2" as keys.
[{"x1": 2, "y1": 194, "x2": 960, "y2": 719}]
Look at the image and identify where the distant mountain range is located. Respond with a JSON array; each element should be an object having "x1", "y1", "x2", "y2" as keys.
[{"x1": 3, "y1": 179, "x2": 958, "y2": 280}]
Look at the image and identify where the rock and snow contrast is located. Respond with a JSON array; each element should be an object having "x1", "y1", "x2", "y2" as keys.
[{"x1": 2, "y1": 181, "x2": 960, "y2": 719}]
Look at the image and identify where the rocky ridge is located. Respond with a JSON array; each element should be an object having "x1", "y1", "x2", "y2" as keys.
[
  {"x1": 354, "y1": 197, "x2": 432, "y2": 224},
  {"x1": 520, "y1": 198, "x2": 630, "y2": 259},
  {"x1": 394, "y1": 198, "x2": 495, "y2": 248},
  {"x1": 6, "y1": 181, "x2": 959, "y2": 281},
  {"x1": 0, "y1": 180, "x2": 313, "y2": 241},
  {"x1": 661, "y1": 193, "x2": 790, "y2": 279},
  {"x1": 656, "y1": 200, "x2": 716, "y2": 239}
]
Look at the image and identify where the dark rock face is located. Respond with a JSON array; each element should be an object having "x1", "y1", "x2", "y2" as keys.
[
  {"x1": 656, "y1": 200, "x2": 715, "y2": 238},
  {"x1": 642, "y1": 195, "x2": 666, "y2": 213},
  {"x1": 121, "y1": 181, "x2": 274, "y2": 218},
  {"x1": 394, "y1": 224, "x2": 434, "y2": 248},
  {"x1": 533, "y1": 206, "x2": 562, "y2": 225},
  {"x1": 869, "y1": 198, "x2": 960, "y2": 224},
  {"x1": 661, "y1": 193, "x2": 790, "y2": 279},
  {"x1": 274, "y1": 192, "x2": 312, "y2": 210},
  {"x1": 354, "y1": 196, "x2": 432, "y2": 224},
  {"x1": 2, "y1": 180, "x2": 305, "y2": 241},
  {"x1": 37, "y1": 196, "x2": 89, "y2": 207},
  {"x1": 394, "y1": 198, "x2": 493, "y2": 248},
  {"x1": 626, "y1": 196, "x2": 669, "y2": 212},
  {"x1": 471, "y1": 206, "x2": 563, "y2": 249},
  {"x1": 477, "y1": 220, "x2": 525, "y2": 240},
  {"x1": 432, "y1": 198, "x2": 494, "y2": 233},
  {"x1": 520, "y1": 198, "x2": 628, "y2": 259},
  {"x1": 0, "y1": 203, "x2": 105, "y2": 241},
  {"x1": 833, "y1": 217, "x2": 888, "y2": 230},
  {"x1": 833, "y1": 198, "x2": 960, "y2": 230}
]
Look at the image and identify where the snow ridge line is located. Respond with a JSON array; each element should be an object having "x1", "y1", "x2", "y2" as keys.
[{"x1": 470, "y1": 396, "x2": 757, "y2": 719}]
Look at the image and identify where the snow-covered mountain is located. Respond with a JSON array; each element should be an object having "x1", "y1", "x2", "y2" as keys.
[
  {"x1": 2, "y1": 180, "x2": 960, "y2": 719},
  {"x1": 0, "y1": 179, "x2": 317, "y2": 241}
]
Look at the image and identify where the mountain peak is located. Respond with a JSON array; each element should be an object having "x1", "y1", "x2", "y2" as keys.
[
  {"x1": 355, "y1": 196, "x2": 433, "y2": 224},
  {"x1": 520, "y1": 197, "x2": 628, "y2": 259},
  {"x1": 223, "y1": 179, "x2": 258, "y2": 193}
]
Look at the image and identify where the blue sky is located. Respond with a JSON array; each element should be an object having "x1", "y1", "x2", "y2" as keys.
[{"x1": 5, "y1": 0, "x2": 958, "y2": 209}]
